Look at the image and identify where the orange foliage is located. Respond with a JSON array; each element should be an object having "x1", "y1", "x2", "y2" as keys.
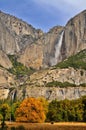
[{"x1": 15, "y1": 97, "x2": 46, "y2": 123}]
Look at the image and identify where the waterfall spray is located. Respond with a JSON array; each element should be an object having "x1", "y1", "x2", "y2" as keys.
[{"x1": 50, "y1": 31, "x2": 64, "y2": 66}]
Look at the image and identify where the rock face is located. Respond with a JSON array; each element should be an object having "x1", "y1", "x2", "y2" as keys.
[
  {"x1": 0, "y1": 11, "x2": 64, "y2": 69},
  {"x1": 18, "y1": 26, "x2": 63, "y2": 69},
  {"x1": 0, "y1": 50, "x2": 12, "y2": 69},
  {"x1": 27, "y1": 68, "x2": 86, "y2": 86},
  {"x1": 61, "y1": 10, "x2": 86, "y2": 60},
  {"x1": 16, "y1": 67, "x2": 86, "y2": 101},
  {"x1": 43, "y1": 26, "x2": 63, "y2": 67},
  {"x1": 0, "y1": 67, "x2": 16, "y2": 99},
  {"x1": 24, "y1": 86, "x2": 86, "y2": 101},
  {"x1": 0, "y1": 67, "x2": 86, "y2": 101},
  {"x1": 0, "y1": 68, "x2": 15, "y2": 87},
  {"x1": 0, "y1": 10, "x2": 86, "y2": 100},
  {"x1": 0, "y1": 10, "x2": 86, "y2": 69},
  {"x1": 0, "y1": 19, "x2": 17, "y2": 54},
  {"x1": 0, "y1": 10, "x2": 44, "y2": 69},
  {"x1": 18, "y1": 44, "x2": 43, "y2": 69},
  {"x1": 23, "y1": 67, "x2": 85, "y2": 101}
]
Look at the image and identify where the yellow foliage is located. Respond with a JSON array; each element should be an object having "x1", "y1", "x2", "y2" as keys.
[
  {"x1": 15, "y1": 97, "x2": 46, "y2": 123},
  {"x1": 0, "y1": 103, "x2": 10, "y2": 115},
  {"x1": 38, "y1": 97, "x2": 49, "y2": 114}
]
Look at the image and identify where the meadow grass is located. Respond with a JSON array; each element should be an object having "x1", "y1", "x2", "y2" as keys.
[{"x1": 1, "y1": 122, "x2": 86, "y2": 130}]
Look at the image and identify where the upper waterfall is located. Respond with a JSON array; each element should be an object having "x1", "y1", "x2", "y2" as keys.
[{"x1": 50, "y1": 31, "x2": 64, "y2": 66}]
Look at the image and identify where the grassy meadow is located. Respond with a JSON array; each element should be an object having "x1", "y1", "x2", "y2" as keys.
[{"x1": 1, "y1": 122, "x2": 86, "y2": 130}]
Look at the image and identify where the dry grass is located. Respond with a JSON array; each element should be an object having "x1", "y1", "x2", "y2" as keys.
[{"x1": 1, "y1": 122, "x2": 85, "y2": 130}]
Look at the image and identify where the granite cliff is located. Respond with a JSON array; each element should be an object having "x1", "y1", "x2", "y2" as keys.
[
  {"x1": 61, "y1": 10, "x2": 86, "y2": 60},
  {"x1": 0, "y1": 10, "x2": 86, "y2": 100}
]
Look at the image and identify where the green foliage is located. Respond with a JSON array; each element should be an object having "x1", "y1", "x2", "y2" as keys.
[
  {"x1": 47, "y1": 98, "x2": 84, "y2": 122},
  {"x1": 8, "y1": 55, "x2": 35, "y2": 78},
  {"x1": 0, "y1": 97, "x2": 86, "y2": 123},
  {"x1": 0, "y1": 104, "x2": 10, "y2": 118},
  {"x1": 79, "y1": 83, "x2": 86, "y2": 87},
  {"x1": 55, "y1": 49, "x2": 86, "y2": 69},
  {"x1": 81, "y1": 96, "x2": 86, "y2": 121},
  {"x1": 0, "y1": 100, "x2": 21, "y2": 122},
  {"x1": 46, "y1": 81, "x2": 76, "y2": 87},
  {"x1": 11, "y1": 102, "x2": 21, "y2": 121},
  {"x1": 47, "y1": 100, "x2": 63, "y2": 122},
  {"x1": 0, "y1": 103, "x2": 10, "y2": 129}
]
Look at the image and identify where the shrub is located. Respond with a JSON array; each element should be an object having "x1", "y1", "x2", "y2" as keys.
[
  {"x1": 55, "y1": 49, "x2": 86, "y2": 70},
  {"x1": 46, "y1": 81, "x2": 76, "y2": 87}
]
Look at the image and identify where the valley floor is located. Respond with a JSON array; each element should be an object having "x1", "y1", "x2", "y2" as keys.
[{"x1": 2, "y1": 122, "x2": 86, "y2": 130}]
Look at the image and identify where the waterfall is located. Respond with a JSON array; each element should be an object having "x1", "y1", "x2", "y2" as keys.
[
  {"x1": 50, "y1": 31, "x2": 64, "y2": 66},
  {"x1": 11, "y1": 90, "x2": 16, "y2": 101},
  {"x1": 11, "y1": 91, "x2": 15, "y2": 101}
]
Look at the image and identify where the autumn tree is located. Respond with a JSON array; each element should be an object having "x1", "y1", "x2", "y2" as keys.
[{"x1": 15, "y1": 97, "x2": 46, "y2": 123}]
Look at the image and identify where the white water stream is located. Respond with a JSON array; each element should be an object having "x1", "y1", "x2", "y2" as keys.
[{"x1": 50, "y1": 31, "x2": 64, "y2": 66}]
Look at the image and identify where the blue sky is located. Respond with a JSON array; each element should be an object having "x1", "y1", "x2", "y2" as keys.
[{"x1": 0, "y1": 0, "x2": 86, "y2": 32}]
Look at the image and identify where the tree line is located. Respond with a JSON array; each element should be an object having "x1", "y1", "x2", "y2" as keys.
[{"x1": 0, "y1": 96, "x2": 86, "y2": 125}]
